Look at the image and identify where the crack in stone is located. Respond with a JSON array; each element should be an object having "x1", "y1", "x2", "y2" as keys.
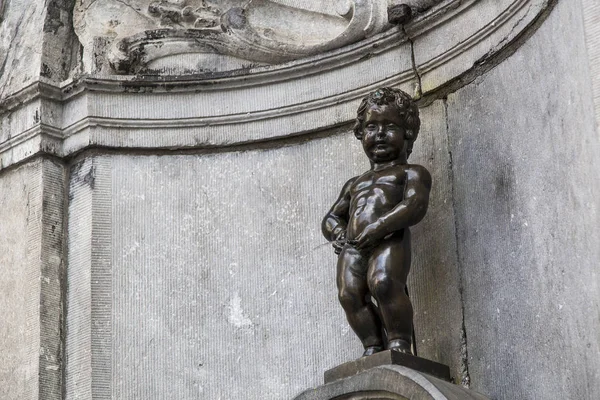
[
  {"x1": 404, "y1": 26, "x2": 423, "y2": 100},
  {"x1": 81, "y1": 0, "x2": 97, "y2": 13},
  {"x1": 418, "y1": 0, "x2": 558, "y2": 107},
  {"x1": 443, "y1": 97, "x2": 471, "y2": 388},
  {"x1": 112, "y1": 0, "x2": 155, "y2": 23},
  {"x1": 489, "y1": 3, "x2": 533, "y2": 60}
]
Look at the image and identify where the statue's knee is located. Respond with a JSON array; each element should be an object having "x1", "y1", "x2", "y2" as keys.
[
  {"x1": 368, "y1": 273, "x2": 397, "y2": 300},
  {"x1": 338, "y1": 288, "x2": 362, "y2": 311}
]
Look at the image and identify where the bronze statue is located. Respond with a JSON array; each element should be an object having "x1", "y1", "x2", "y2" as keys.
[{"x1": 322, "y1": 88, "x2": 431, "y2": 357}]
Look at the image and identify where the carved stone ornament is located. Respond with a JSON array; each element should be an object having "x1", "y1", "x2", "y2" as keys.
[
  {"x1": 0, "y1": 0, "x2": 555, "y2": 171},
  {"x1": 73, "y1": 0, "x2": 444, "y2": 74}
]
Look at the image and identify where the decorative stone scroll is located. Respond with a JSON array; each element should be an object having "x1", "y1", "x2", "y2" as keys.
[{"x1": 73, "y1": 0, "x2": 444, "y2": 74}]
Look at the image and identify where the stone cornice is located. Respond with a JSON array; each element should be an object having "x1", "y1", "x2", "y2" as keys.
[{"x1": 0, "y1": 0, "x2": 556, "y2": 171}]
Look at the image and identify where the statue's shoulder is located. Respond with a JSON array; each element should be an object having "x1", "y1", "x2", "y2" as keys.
[
  {"x1": 340, "y1": 175, "x2": 360, "y2": 194},
  {"x1": 405, "y1": 164, "x2": 432, "y2": 188}
]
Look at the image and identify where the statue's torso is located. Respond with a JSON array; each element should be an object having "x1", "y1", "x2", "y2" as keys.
[{"x1": 346, "y1": 165, "x2": 407, "y2": 239}]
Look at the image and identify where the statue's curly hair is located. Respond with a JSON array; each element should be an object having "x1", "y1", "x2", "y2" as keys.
[{"x1": 353, "y1": 87, "x2": 421, "y2": 158}]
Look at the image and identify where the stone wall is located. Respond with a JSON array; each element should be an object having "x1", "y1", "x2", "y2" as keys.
[
  {"x1": 446, "y1": 1, "x2": 600, "y2": 396},
  {"x1": 60, "y1": 119, "x2": 463, "y2": 398},
  {"x1": 0, "y1": 0, "x2": 76, "y2": 98},
  {"x1": 582, "y1": 0, "x2": 600, "y2": 132},
  {"x1": 0, "y1": 159, "x2": 66, "y2": 400},
  {"x1": 1, "y1": 0, "x2": 600, "y2": 399}
]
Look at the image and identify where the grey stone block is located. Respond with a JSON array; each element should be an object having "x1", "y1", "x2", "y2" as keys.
[
  {"x1": 409, "y1": 101, "x2": 465, "y2": 383},
  {"x1": 324, "y1": 350, "x2": 451, "y2": 383},
  {"x1": 0, "y1": 158, "x2": 66, "y2": 400},
  {"x1": 582, "y1": 0, "x2": 600, "y2": 133},
  {"x1": 65, "y1": 156, "x2": 113, "y2": 399},
  {"x1": 446, "y1": 0, "x2": 600, "y2": 398},
  {"x1": 0, "y1": 0, "x2": 75, "y2": 99}
]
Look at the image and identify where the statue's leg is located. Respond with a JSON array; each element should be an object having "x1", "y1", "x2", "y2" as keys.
[
  {"x1": 367, "y1": 230, "x2": 413, "y2": 353},
  {"x1": 337, "y1": 245, "x2": 383, "y2": 354}
]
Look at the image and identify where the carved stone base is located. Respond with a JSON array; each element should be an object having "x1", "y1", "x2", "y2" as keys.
[
  {"x1": 295, "y1": 352, "x2": 490, "y2": 400},
  {"x1": 295, "y1": 364, "x2": 490, "y2": 400},
  {"x1": 324, "y1": 350, "x2": 451, "y2": 383}
]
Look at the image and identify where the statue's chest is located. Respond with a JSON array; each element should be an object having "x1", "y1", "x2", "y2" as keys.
[{"x1": 352, "y1": 172, "x2": 406, "y2": 195}]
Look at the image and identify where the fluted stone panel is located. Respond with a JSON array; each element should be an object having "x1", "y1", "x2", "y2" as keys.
[
  {"x1": 108, "y1": 136, "x2": 365, "y2": 399},
  {"x1": 0, "y1": 161, "x2": 43, "y2": 400},
  {"x1": 39, "y1": 160, "x2": 67, "y2": 400},
  {"x1": 446, "y1": 1, "x2": 600, "y2": 398},
  {"x1": 582, "y1": 0, "x2": 600, "y2": 131},
  {"x1": 66, "y1": 158, "x2": 94, "y2": 399},
  {"x1": 0, "y1": 159, "x2": 65, "y2": 400},
  {"x1": 408, "y1": 101, "x2": 464, "y2": 383},
  {"x1": 66, "y1": 157, "x2": 114, "y2": 399}
]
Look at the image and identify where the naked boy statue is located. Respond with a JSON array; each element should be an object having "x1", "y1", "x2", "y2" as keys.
[{"x1": 322, "y1": 88, "x2": 431, "y2": 357}]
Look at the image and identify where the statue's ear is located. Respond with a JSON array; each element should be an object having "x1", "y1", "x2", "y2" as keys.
[{"x1": 405, "y1": 130, "x2": 415, "y2": 140}]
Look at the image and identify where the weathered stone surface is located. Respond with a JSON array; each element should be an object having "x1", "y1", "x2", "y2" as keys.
[
  {"x1": 0, "y1": 158, "x2": 66, "y2": 400},
  {"x1": 582, "y1": 0, "x2": 600, "y2": 132},
  {"x1": 65, "y1": 156, "x2": 111, "y2": 399},
  {"x1": 63, "y1": 134, "x2": 365, "y2": 399},
  {"x1": 408, "y1": 101, "x2": 464, "y2": 383},
  {"x1": 0, "y1": 0, "x2": 76, "y2": 98},
  {"x1": 411, "y1": 0, "x2": 556, "y2": 98},
  {"x1": 324, "y1": 350, "x2": 451, "y2": 383},
  {"x1": 0, "y1": 37, "x2": 416, "y2": 170},
  {"x1": 0, "y1": 1, "x2": 45, "y2": 98},
  {"x1": 295, "y1": 365, "x2": 490, "y2": 400},
  {"x1": 0, "y1": 161, "x2": 43, "y2": 400},
  {"x1": 71, "y1": 0, "x2": 446, "y2": 75},
  {"x1": 446, "y1": 1, "x2": 600, "y2": 398}
]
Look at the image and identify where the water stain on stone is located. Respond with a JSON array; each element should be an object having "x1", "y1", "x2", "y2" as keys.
[{"x1": 493, "y1": 162, "x2": 515, "y2": 201}]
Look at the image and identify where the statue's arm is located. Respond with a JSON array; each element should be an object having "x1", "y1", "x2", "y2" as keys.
[
  {"x1": 377, "y1": 165, "x2": 432, "y2": 235},
  {"x1": 321, "y1": 177, "x2": 356, "y2": 242}
]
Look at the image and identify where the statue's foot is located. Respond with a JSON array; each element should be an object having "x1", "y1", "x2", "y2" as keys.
[
  {"x1": 362, "y1": 345, "x2": 384, "y2": 357},
  {"x1": 388, "y1": 339, "x2": 412, "y2": 354}
]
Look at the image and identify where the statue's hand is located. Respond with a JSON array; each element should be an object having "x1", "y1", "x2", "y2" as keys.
[
  {"x1": 332, "y1": 239, "x2": 346, "y2": 255},
  {"x1": 332, "y1": 231, "x2": 347, "y2": 255},
  {"x1": 348, "y1": 221, "x2": 385, "y2": 250}
]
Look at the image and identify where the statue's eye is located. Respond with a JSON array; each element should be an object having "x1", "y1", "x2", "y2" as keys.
[
  {"x1": 387, "y1": 124, "x2": 400, "y2": 130},
  {"x1": 366, "y1": 123, "x2": 377, "y2": 130}
]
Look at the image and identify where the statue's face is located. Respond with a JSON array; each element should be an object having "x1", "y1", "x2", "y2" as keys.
[{"x1": 361, "y1": 104, "x2": 407, "y2": 163}]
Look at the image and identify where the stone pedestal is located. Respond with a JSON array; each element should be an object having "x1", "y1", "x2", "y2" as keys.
[
  {"x1": 295, "y1": 357, "x2": 490, "y2": 400},
  {"x1": 324, "y1": 350, "x2": 451, "y2": 383}
]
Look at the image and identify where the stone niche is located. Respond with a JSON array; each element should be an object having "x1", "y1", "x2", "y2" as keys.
[{"x1": 1, "y1": 1, "x2": 600, "y2": 400}]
